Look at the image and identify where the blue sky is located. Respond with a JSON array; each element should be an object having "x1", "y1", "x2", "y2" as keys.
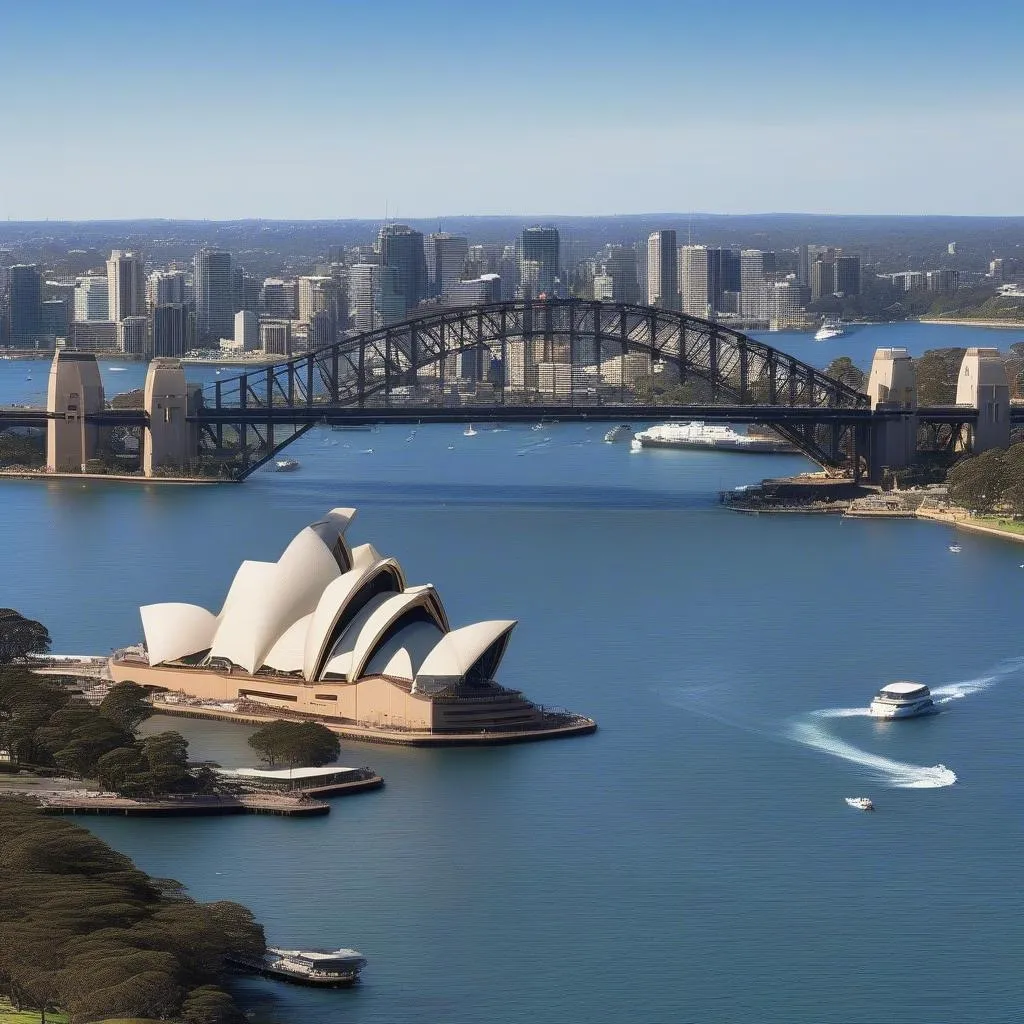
[{"x1": 2, "y1": 0, "x2": 1022, "y2": 219}]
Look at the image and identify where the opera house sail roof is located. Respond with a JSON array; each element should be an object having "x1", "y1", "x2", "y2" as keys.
[{"x1": 118, "y1": 507, "x2": 595, "y2": 743}]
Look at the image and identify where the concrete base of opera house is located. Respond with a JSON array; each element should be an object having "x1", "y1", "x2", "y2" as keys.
[{"x1": 109, "y1": 657, "x2": 597, "y2": 747}]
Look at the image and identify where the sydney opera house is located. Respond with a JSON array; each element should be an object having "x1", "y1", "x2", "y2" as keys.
[{"x1": 110, "y1": 508, "x2": 594, "y2": 744}]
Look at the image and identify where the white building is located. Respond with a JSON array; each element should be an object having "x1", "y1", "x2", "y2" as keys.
[
  {"x1": 679, "y1": 245, "x2": 709, "y2": 317},
  {"x1": 106, "y1": 250, "x2": 145, "y2": 322},
  {"x1": 234, "y1": 310, "x2": 258, "y2": 352},
  {"x1": 647, "y1": 230, "x2": 680, "y2": 310},
  {"x1": 74, "y1": 276, "x2": 109, "y2": 322}
]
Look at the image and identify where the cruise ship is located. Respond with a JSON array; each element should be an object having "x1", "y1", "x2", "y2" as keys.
[
  {"x1": 631, "y1": 422, "x2": 796, "y2": 454},
  {"x1": 868, "y1": 681, "x2": 936, "y2": 720},
  {"x1": 814, "y1": 318, "x2": 844, "y2": 342}
]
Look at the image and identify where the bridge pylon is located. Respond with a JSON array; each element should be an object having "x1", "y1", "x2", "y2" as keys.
[
  {"x1": 866, "y1": 347, "x2": 917, "y2": 475},
  {"x1": 46, "y1": 351, "x2": 105, "y2": 471},
  {"x1": 956, "y1": 347, "x2": 1009, "y2": 453},
  {"x1": 143, "y1": 359, "x2": 200, "y2": 476}
]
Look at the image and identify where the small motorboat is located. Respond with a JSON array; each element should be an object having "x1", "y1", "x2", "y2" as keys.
[
  {"x1": 845, "y1": 797, "x2": 875, "y2": 812},
  {"x1": 274, "y1": 458, "x2": 299, "y2": 472},
  {"x1": 949, "y1": 544, "x2": 962, "y2": 553}
]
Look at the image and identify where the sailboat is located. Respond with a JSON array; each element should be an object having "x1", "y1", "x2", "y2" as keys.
[{"x1": 463, "y1": 424, "x2": 478, "y2": 437}]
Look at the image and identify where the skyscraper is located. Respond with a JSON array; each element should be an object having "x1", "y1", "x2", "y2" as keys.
[
  {"x1": 106, "y1": 250, "x2": 145, "y2": 322},
  {"x1": 518, "y1": 227, "x2": 560, "y2": 298},
  {"x1": 378, "y1": 224, "x2": 428, "y2": 314},
  {"x1": 426, "y1": 233, "x2": 469, "y2": 298},
  {"x1": 152, "y1": 304, "x2": 188, "y2": 357},
  {"x1": 834, "y1": 255, "x2": 862, "y2": 296},
  {"x1": 647, "y1": 231, "x2": 680, "y2": 310},
  {"x1": 601, "y1": 246, "x2": 640, "y2": 304},
  {"x1": 118, "y1": 315, "x2": 149, "y2": 356},
  {"x1": 74, "y1": 276, "x2": 110, "y2": 321},
  {"x1": 194, "y1": 249, "x2": 234, "y2": 346},
  {"x1": 7, "y1": 265, "x2": 42, "y2": 347},
  {"x1": 810, "y1": 260, "x2": 836, "y2": 302},
  {"x1": 739, "y1": 250, "x2": 776, "y2": 316},
  {"x1": 679, "y1": 246, "x2": 710, "y2": 317},
  {"x1": 148, "y1": 270, "x2": 186, "y2": 307}
]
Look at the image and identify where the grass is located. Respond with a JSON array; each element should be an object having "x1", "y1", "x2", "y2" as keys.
[
  {"x1": 975, "y1": 516, "x2": 1024, "y2": 536},
  {"x1": 0, "y1": 999, "x2": 68, "y2": 1024}
]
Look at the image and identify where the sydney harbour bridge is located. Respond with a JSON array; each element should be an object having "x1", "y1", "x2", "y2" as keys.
[{"x1": 0, "y1": 298, "x2": 1011, "y2": 481}]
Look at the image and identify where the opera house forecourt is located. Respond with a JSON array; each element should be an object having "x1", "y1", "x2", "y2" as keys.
[{"x1": 110, "y1": 508, "x2": 595, "y2": 744}]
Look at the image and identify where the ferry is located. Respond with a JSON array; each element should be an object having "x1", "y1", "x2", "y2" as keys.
[
  {"x1": 603, "y1": 424, "x2": 633, "y2": 443},
  {"x1": 868, "y1": 681, "x2": 936, "y2": 720},
  {"x1": 274, "y1": 458, "x2": 300, "y2": 472},
  {"x1": 814, "y1": 318, "x2": 844, "y2": 342},
  {"x1": 632, "y1": 422, "x2": 796, "y2": 454},
  {"x1": 228, "y1": 947, "x2": 366, "y2": 987}
]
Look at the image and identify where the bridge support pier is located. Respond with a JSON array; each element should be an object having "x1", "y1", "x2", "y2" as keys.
[
  {"x1": 46, "y1": 351, "x2": 105, "y2": 472},
  {"x1": 865, "y1": 347, "x2": 918, "y2": 478},
  {"x1": 143, "y1": 359, "x2": 199, "y2": 476},
  {"x1": 956, "y1": 347, "x2": 1009, "y2": 453}
]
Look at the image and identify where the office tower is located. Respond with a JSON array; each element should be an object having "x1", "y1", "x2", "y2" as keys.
[
  {"x1": 679, "y1": 246, "x2": 710, "y2": 317},
  {"x1": 260, "y1": 320, "x2": 292, "y2": 356},
  {"x1": 518, "y1": 226, "x2": 560, "y2": 297},
  {"x1": 446, "y1": 274, "x2": 502, "y2": 308},
  {"x1": 834, "y1": 255, "x2": 862, "y2": 296},
  {"x1": 926, "y1": 269, "x2": 959, "y2": 293},
  {"x1": 889, "y1": 271, "x2": 925, "y2": 292},
  {"x1": 233, "y1": 310, "x2": 259, "y2": 352},
  {"x1": 106, "y1": 250, "x2": 145, "y2": 322},
  {"x1": 378, "y1": 224, "x2": 428, "y2": 314},
  {"x1": 148, "y1": 270, "x2": 186, "y2": 307},
  {"x1": 8, "y1": 264, "x2": 42, "y2": 347},
  {"x1": 193, "y1": 249, "x2": 234, "y2": 346},
  {"x1": 810, "y1": 259, "x2": 836, "y2": 302},
  {"x1": 118, "y1": 315, "x2": 149, "y2": 356},
  {"x1": 297, "y1": 276, "x2": 340, "y2": 324},
  {"x1": 592, "y1": 273, "x2": 614, "y2": 302},
  {"x1": 261, "y1": 278, "x2": 294, "y2": 318},
  {"x1": 308, "y1": 309, "x2": 335, "y2": 349},
  {"x1": 765, "y1": 281, "x2": 803, "y2": 327},
  {"x1": 704, "y1": 248, "x2": 739, "y2": 314},
  {"x1": 68, "y1": 321, "x2": 118, "y2": 353},
  {"x1": 237, "y1": 270, "x2": 260, "y2": 312},
  {"x1": 374, "y1": 266, "x2": 405, "y2": 326},
  {"x1": 498, "y1": 246, "x2": 518, "y2": 301},
  {"x1": 74, "y1": 276, "x2": 110, "y2": 321},
  {"x1": 41, "y1": 299, "x2": 69, "y2": 341},
  {"x1": 739, "y1": 250, "x2": 776, "y2": 318},
  {"x1": 427, "y1": 233, "x2": 469, "y2": 298},
  {"x1": 601, "y1": 246, "x2": 640, "y2": 304},
  {"x1": 348, "y1": 264, "x2": 378, "y2": 333},
  {"x1": 152, "y1": 304, "x2": 188, "y2": 357},
  {"x1": 647, "y1": 231, "x2": 680, "y2": 310}
]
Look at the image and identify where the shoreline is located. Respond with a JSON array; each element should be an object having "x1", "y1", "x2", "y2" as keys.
[
  {"x1": 0, "y1": 469, "x2": 231, "y2": 485},
  {"x1": 918, "y1": 318, "x2": 1024, "y2": 330}
]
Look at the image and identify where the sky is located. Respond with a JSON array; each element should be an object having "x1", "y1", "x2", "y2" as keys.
[{"x1": 1, "y1": 0, "x2": 1023, "y2": 220}]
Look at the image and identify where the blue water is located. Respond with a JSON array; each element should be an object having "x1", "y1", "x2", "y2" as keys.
[{"x1": 2, "y1": 329, "x2": 1024, "y2": 1023}]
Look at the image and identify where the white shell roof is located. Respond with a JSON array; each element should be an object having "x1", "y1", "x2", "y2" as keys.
[
  {"x1": 141, "y1": 603, "x2": 218, "y2": 666},
  {"x1": 320, "y1": 592, "x2": 395, "y2": 679},
  {"x1": 363, "y1": 619, "x2": 445, "y2": 682},
  {"x1": 417, "y1": 620, "x2": 517, "y2": 681},
  {"x1": 347, "y1": 588, "x2": 447, "y2": 683},
  {"x1": 262, "y1": 613, "x2": 313, "y2": 674},
  {"x1": 302, "y1": 558, "x2": 406, "y2": 681}
]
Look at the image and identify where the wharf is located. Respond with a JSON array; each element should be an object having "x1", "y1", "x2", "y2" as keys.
[{"x1": 38, "y1": 791, "x2": 329, "y2": 817}]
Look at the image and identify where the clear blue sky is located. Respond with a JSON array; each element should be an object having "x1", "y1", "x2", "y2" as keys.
[{"x1": 2, "y1": 0, "x2": 1022, "y2": 219}]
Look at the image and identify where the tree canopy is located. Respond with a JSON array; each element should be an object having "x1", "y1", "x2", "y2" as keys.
[
  {"x1": 0, "y1": 800, "x2": 263, "y2": 1023},
  {"x1": 0, "y1": 610, "x2": 51, "y2": 664},
  {"x1": 823, "y1": 355, "x2": 866, "y2": 393},
  {"x1": 947, "y1": 443, "x2": 1024, "y2": 515},
  {"x1": 247, "y1": 720, "x2": 341, "y2": 768}
]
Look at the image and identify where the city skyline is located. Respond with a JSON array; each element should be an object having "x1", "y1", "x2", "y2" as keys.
[{"x1": 2, "y1": 0, "x2": 1023, "y2": 220}]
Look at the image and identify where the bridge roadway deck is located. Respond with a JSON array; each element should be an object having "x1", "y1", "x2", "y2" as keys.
[{"x1": 2, "y1": 403, "x2": 1016, "y2": 428}]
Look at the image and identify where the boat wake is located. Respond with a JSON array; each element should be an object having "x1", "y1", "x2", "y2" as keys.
[
  {"x1": 930, "y1": 655, "x2": 1024, "y2": 704},
  {"x1": 789, "y1": 719, "x2": 956, "y2": 789}
]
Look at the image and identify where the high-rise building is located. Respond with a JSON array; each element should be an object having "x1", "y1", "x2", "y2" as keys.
[
  {"x1": 7, "y1": 265, "x2": 42, "y2": 347},
  {"x1": 148, "y1": 270, "x2": 186, "y2": 307},
  {"x1": 297, "y1": 276, "x2": 340, "y2": 324},
  {"x1": 106, "y1": 250, "x2": 145, "y2": 322},
  {"x1": 378, "y1": 224, "x2": 428, "y2": 314},
  {"x1": 194, "y1": 249, "x2": 234, "y2": 346},
  {"x1": 153, "y1": 304, "x2": 188, "y2": 357},
  {"x1": 261, "y1": 278, "x2": 294, "y2": 319},
  {"x1": 446, "y1": 274, "x2": 502, "y2": 308},
  {"x1": 118, "y1": 315, "x2": 149, "y2": 356},
  {"x1": 308, "y1": 310, "x2": 335, "y2": 350},
  {"x1": 74, "y1": 276, "x2": 110, "y2": 321},
  {"x1": 601, "y1": 246, "x2": 640, "y2": 304},
  {"x1": 41, "y1": 299, "x2": 69, "y2": 341},
  {"x1": 834, "y1": 255, "x2": 862, "y2": 296},
  {"x1": 518, "y1": 227, "x2": 560, "y2": 298},
  {"x1": 679, "y1": 246, "x2": 710, "y2": 317},
  {"x1": 647, "y1": 231, "x2": 680, "y2": 310},
  {"x1": 926, "y1": 269, "x2": 959, "y2": 293},
  {"x1": 68, "y1": 321, "x2": 118, "y2": 353},
  {"x1": 427, "y1": 233, "x2": 469, "y2": 298},
  {"x1": 260, "y1": 320, "x2": 292, "y2": 356},
  {"x1": 233, "y1": 310, "x2": 259, "y2": 352},
  {"x1": 810, "y1": 260, "x2": 836, "y2": 302}
]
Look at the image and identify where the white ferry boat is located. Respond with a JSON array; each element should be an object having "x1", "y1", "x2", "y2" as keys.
[
  {"x1": 274, "y1": 458, "x2": 300, "y2": 472},
  {"x1": 814, "y1": 318, "x2": 844, "y2": 342},
  {"x1": 632, "y1": 422, "x2": 795, "y2": 454},
  {"x1": 603, "y1": 424, "x2": 633, "y2": 443},
  {"x1": 229, "y1": 946, "x2": 366, "y2": 987},
  {"x1": 868, "y1": 681, "x2": 936, "y2": 720}
]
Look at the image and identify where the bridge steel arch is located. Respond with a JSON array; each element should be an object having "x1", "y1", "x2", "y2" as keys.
[{"x1": 197, "y1": 299, "x2": 871, "y2": 478}]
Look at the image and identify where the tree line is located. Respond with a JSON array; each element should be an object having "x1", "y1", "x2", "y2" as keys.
[
  {"x1": 946, "y1": 443, "x2": 1024, "y2": 515},
  {"x1": 0, "y1": 799, "x2": 263, "y2": 1023}
]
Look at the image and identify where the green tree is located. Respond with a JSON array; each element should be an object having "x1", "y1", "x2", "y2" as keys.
[
  {"x1": 0, "y1": 609, "x2": 52, "y2": 664},
  {"x1": 180, "y1": 985, "x2": 247, "y2": 1024},
  {"x1": 915, "y1": 348, "x2": 965, "y2": 405},
  {"x1": 247, "y1": 719, "x2": 341, "y2": 768},
  {"x1": 99, "y1": 681, "x2": 154, "y2": 732},
  {"x1": 947, "y1": 449, "x2": 1009, "y2": 513},
  {"x1": 824, "y1": 355, "x2": 866, "y2": 392}
]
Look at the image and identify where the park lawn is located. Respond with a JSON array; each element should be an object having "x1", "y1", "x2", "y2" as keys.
[
  {"x1": 977, "y1": 516, "x2": 1024, "y2": 536},
  {"x1": 0, "y1": 999, "x2": 68, "y2": 1024}
]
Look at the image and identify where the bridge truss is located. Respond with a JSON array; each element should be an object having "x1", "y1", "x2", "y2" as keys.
[{"x1": 196, "y1": 299, "x2": 871, "y2": 478}]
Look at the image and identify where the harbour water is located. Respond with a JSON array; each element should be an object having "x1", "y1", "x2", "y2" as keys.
[{"x1": 3, "y1": 325, "x2": 1024, "y2": 1023}]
